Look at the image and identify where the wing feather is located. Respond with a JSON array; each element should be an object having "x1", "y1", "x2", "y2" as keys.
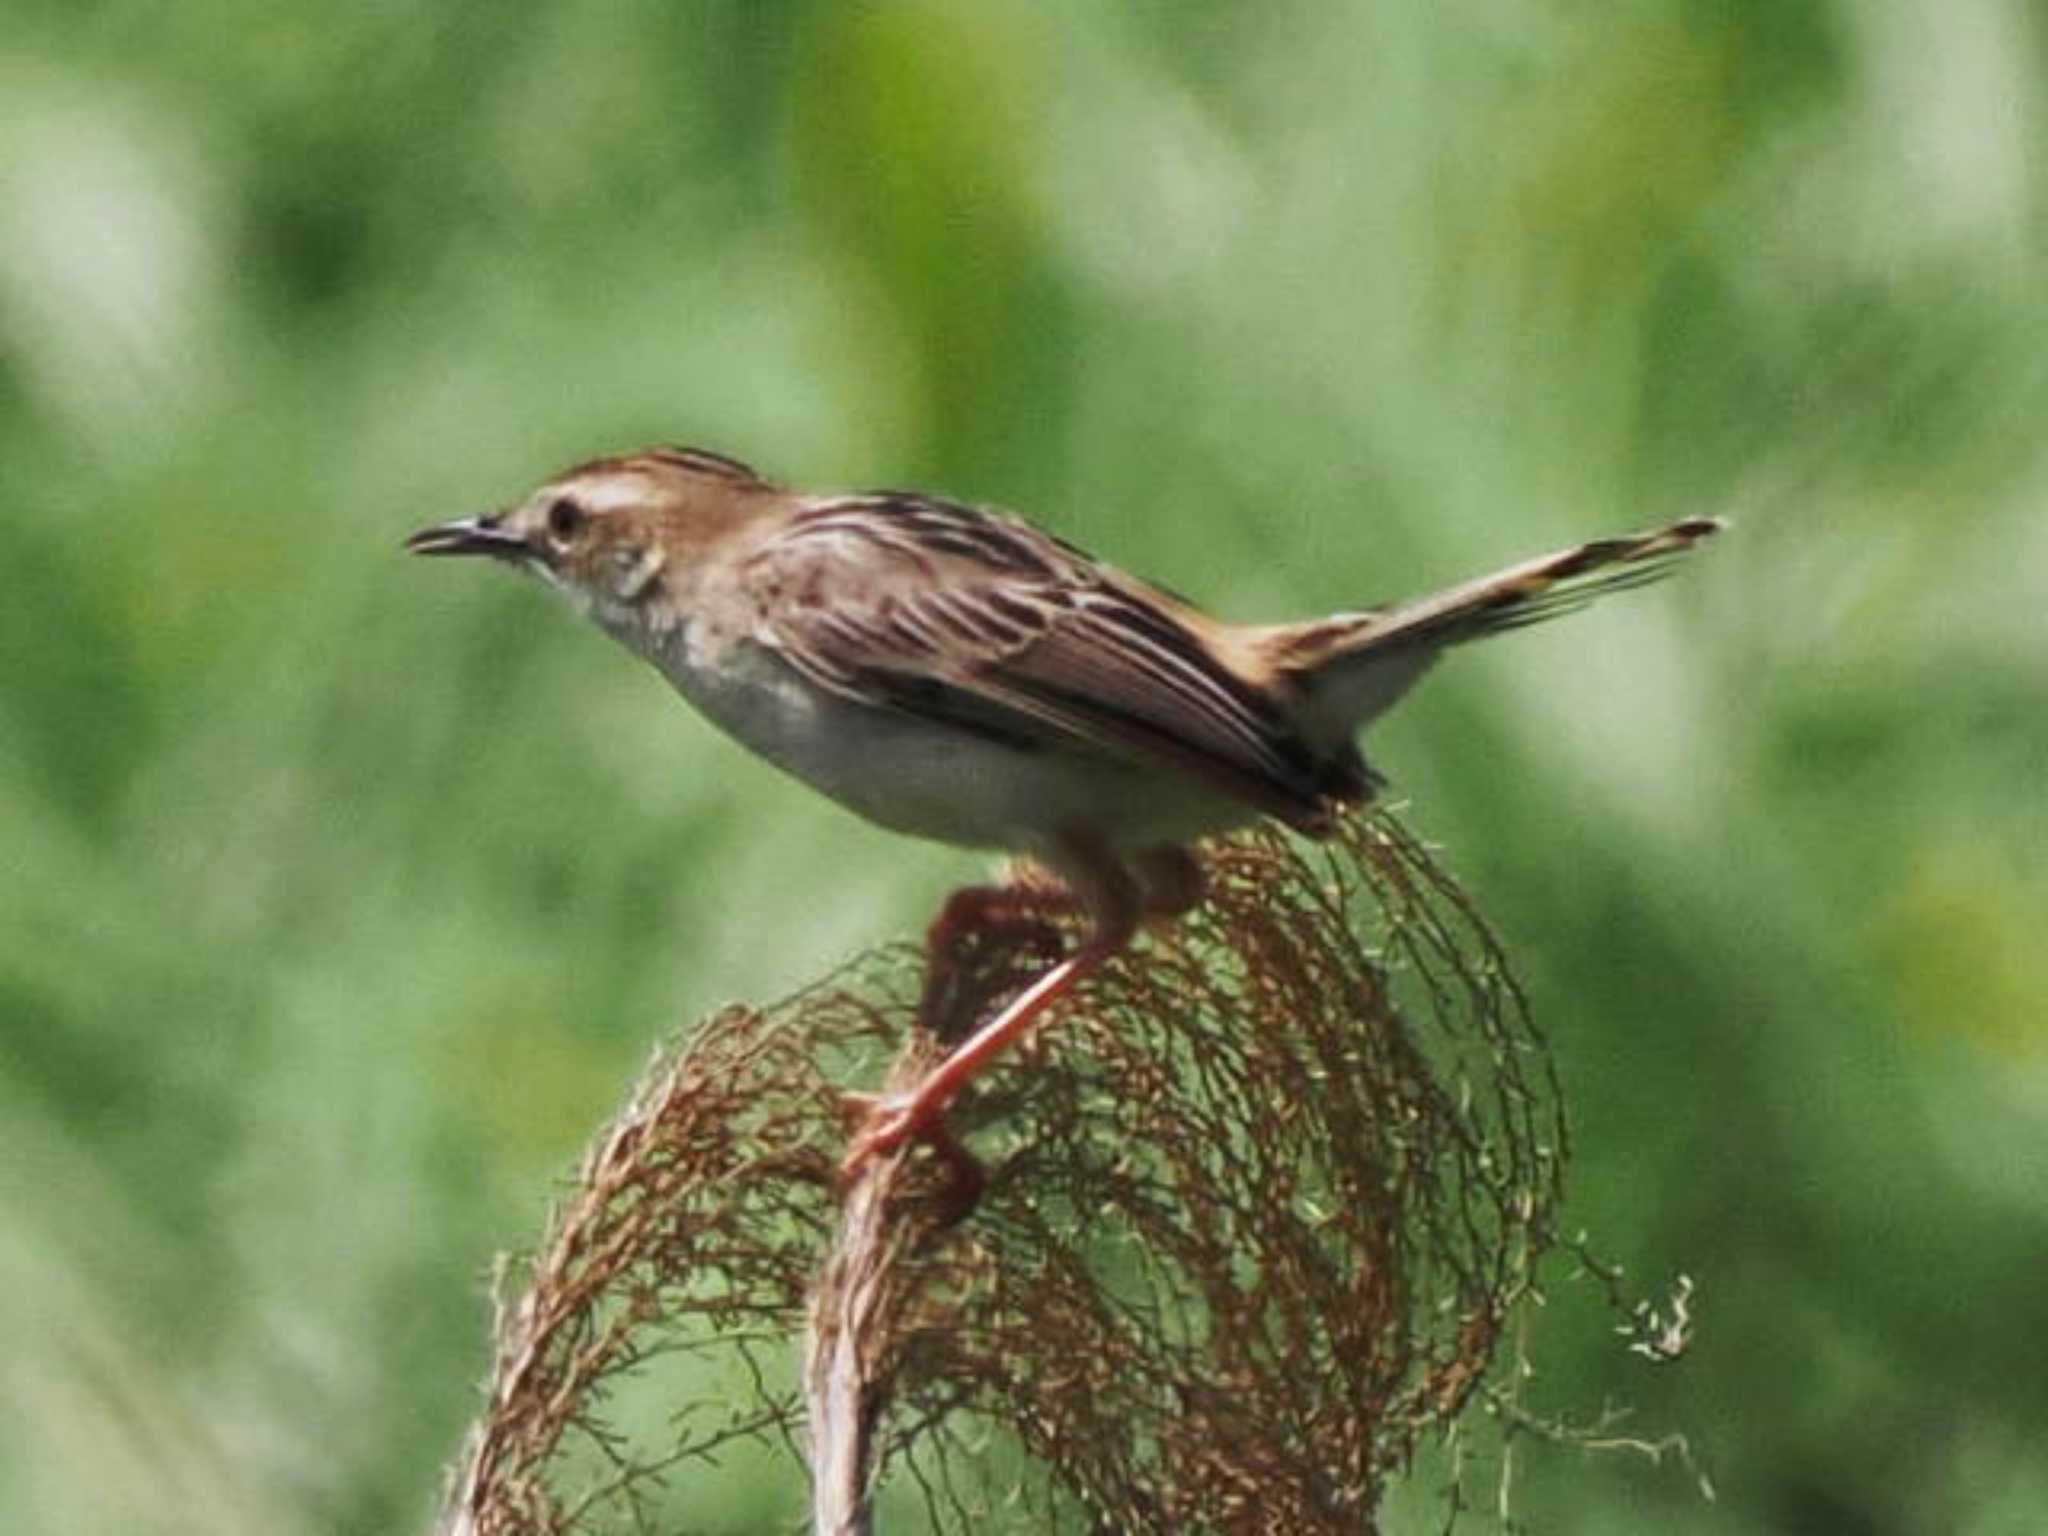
[{"x1": 737, "y1": 495, "x2": 1342, "y2": 826}]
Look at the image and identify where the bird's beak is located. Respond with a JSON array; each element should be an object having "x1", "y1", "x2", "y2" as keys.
[{"x1": 404, "y1": 516, "x2": 532, "y2": 560}]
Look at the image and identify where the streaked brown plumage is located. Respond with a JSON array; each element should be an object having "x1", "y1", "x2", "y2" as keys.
[{"x1": 408, "y1": 447, "x2": 1722, "y2": 1181}]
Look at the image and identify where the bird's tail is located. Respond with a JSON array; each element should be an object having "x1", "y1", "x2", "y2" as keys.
[{"x1": 1253, "y1": 517, "x2": 1724, "y2": 743}]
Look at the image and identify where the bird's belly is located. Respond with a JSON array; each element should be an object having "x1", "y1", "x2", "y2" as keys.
[{"x1": 655, "y1": 636, "x2": 1250, "y2": 855}]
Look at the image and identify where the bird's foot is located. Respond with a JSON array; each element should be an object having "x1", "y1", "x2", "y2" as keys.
[{"x1": 837, "y1": 1090, "x2": 984, "y2": 1219}]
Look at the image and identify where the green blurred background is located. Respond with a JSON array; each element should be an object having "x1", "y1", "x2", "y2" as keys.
[{"x1": 4, "y1": 2, "x2": 2045, "y2": 1531}]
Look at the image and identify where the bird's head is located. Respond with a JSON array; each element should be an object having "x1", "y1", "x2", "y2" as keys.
[{"x1": 406, "y1": 446, "x2": 776, "y2": 623}]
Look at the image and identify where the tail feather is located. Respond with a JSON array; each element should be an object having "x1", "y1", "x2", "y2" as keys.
[{"x1": 1259, "y1": 516, "x2": 1724, "y2": 743}]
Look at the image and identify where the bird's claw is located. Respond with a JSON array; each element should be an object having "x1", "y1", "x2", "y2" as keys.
[
  {"x1": 840, "y1": 1096, "x2": 915, "y2": 1165},
  {"x1": 836, "y1": 1091, "x2": 985, "y2": 1220},
  {"x1": 836, "y1": 1093, "x2": 923, "y2": 1182}
]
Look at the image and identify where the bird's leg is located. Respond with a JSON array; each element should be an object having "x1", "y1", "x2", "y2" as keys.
[
  {"x1": 839, "y1": 845, "x2": 1140, "y2": 1185},
  {"x1": 918, "y1": 881, "x2": 1071, "y2": 1043},
  {"x1": 837, "y1": 925, "x2": 1133, "y2": 1181}
]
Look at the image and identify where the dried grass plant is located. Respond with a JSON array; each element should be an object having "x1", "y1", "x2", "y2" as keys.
[{"x1": 435, "y1": 807, "x2": 1573, "y2": 1535}]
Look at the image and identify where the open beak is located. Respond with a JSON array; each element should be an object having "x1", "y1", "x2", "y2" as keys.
[{"x1": 404, "y1": 516, "x2": 532, "y2": 560}]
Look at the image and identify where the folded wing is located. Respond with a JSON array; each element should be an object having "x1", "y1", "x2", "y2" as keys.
[{"x1": 738, "y1": 495, "x2": 1355, "y2": 830}]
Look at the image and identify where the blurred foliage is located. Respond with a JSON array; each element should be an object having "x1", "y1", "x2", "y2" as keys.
[{"x1": 2, "y1": 2, "x2": 2044, "y2": 1532}]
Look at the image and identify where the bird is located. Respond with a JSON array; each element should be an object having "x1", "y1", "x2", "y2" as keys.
[{"x1": 407, "y1": 445, "x2": 1721, "y2": 1181}]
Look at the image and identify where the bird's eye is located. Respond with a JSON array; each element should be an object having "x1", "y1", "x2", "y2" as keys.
[{"x1": 546, "y1": 497, "x2": 585, "y2": 542}]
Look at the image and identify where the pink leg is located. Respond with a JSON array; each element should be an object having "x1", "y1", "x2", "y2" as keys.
[
  {"x1": 918, "y1": 883, "x2": 1069, "y2": 1042},
  {"x1": 838, "y1": 930, "x2": 1132, "y2": 1180},
  {"x1": 839, "y1": 840, "x2": 1141, "y2": 1183}
]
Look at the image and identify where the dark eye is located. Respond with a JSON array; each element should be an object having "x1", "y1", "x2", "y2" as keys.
[{"x1": 546, "y1": 497, "x2": 585, "y2": 542}]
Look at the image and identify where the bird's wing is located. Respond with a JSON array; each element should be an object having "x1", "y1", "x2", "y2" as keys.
[{"x1": 735, "y1": 494, "x2": 1340, "y2": 827}]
